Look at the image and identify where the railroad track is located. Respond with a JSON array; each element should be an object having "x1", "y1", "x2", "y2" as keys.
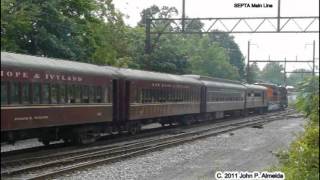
[
  {"x1": 0, "y1": 109, "x2": 272, "y2": 159},
  {"x1": 0, "y1": 124, "x2": 176, "y2": 158},
  {"x1": 1, "y1": 109, "x2": 297, "y2": 180}
]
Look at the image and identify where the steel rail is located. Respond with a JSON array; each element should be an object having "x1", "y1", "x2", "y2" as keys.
[
  {"x1": 1, "y1": 109, "x2": 276, "y2": 165},
  {"x1": 1, "y1": 110, "x2": 296, "y2": 180}
]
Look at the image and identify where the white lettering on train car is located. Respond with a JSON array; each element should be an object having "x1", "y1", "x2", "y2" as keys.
[
  {"x1": 1, "y1": 70, "x2": 83, "y2": 82},
  {"x1": 14, "y1": 116, "x2": 49, "y2": 121},
  {"x1": 151, "y1": 83, "x2": 190, "y2": 89}
]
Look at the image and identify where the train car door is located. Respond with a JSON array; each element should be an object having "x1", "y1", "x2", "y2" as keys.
[
  {"x1": 112, "y1": 79, "x2": 120, "y2": 122},
  {"x1": 244, "y1": 89, "x2": 248, "y2": 113},
  {"x1": 200, "y1": 86, "x2": 207, "y2": 113},
  {"x1": 124, "y1": 80, "x2": 130, "y2": 121}
]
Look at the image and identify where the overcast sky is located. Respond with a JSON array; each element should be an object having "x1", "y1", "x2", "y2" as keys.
[{"x1": 113, "y1": 0, "x2": 319, "y2": 73}]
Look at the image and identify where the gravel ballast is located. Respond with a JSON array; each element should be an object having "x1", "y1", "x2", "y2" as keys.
[{"x1": 58, "y1": 115, "x2": 305, "y2": 180}]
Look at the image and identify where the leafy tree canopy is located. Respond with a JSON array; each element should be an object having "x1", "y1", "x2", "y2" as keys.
[
  {"x1": 247, "y1": 62, "x2": 260, "y2": 83},
  {"x1": 260, "y1": 62, "x2": 284, "y2": 85},
  {"x1": 287, "y1": 69, "x2": 312, "y2": 87},
  {"x1": 209, "y1": 32, "x2": 245, "y2": 78},
  {"x1": 186, "y1": 36, "x2": 239, "y2": 79},
  {"x1": 2, "y1": 3, "x2": 245, "y2": 80},
  {"x1": 1, "y1": 0, "x2": 129, "y2": 66},
  {"x1": 136, "y1": 5, "x2": 243, "y2": 79}
]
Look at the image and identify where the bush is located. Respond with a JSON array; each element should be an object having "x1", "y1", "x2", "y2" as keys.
[{"x1": 277, "y1": 77, "x2": 319, "y2": 180}]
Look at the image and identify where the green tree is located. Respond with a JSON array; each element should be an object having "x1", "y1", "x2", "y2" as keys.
[
  {"x1": 247, "y1": 62, "x2": 260, "y2": 83},
  {"x1": 187, "y1": 37, "x2": 239, "y2": 79},
  {"x1": 124, "y1": 25, "x2": 190, "y2": 74},
  {"x1": 142, "y1": 34, "x2": 190, "y2": 74},
  {"x1": 138, "y1": 5, "x2": 160, "y2": 27},
  {"x1": 209, "y1": 32, "x2": 246, "y2": 79},
  {"x1": 136, "y1": 5, "x2": 190, "y2": 74},
  {"x1": 296, "y1": 76, "x2": 319, "y2": 115},
  {"x1": 287, "y1": 69, "x2": 312, "y2": 87},
  {"x1": 260, "y1": 62, "x2": 284, "y2": 85},
  {"x1": 138, "y1": 5, "x2": 178, "y2": 32},
  {"x1": 184, "y1": 18, "x2": 204, "y2": 32},
  {"x1": 1, "y1": 0, "x2": 130, "y2": 66},
  {"x1": 1, "y1": 0, "x2": 40, "y2": 52},
  {"x1": 135, "y1": 5, "x2": 242, "y2": 78},
  {"x1": 123, "y1": 26, "x2": 146, "y2": 69}
]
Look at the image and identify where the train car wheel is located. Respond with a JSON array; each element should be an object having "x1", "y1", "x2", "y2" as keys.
[
  {"x1": 63, "y1": 138, "x2": 73, "y2": 145},
  {"x1": 128, "y1": 127, "x2": 138, "y2": 135},
  {"x1": 76, "y1": 134, "x2": 96, "y2": 145},
  {"x1": 180, "y1": 118, "x2": 192, "y2": 126},
  {"x1": 242, "y1": 110, "x2": 248, "y2": 117},
  {"x1": 260, "y1": 108, "x2": 264, "y2": 114},
  {"x1": 128, "y1": 123, "x2": 141, "y2": 135}
]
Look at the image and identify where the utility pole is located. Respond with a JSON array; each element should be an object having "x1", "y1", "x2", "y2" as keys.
[
  {"x1": 284, "y1": 57, "x2": 287, "y2": 86},
  {"x1": 182, "y1": 0, "x2": 185, "y2": 32},
  {"x1": 145, "y1": 18, "x2": 151, "y2": 54},
  {"x1": 312, "y1": 40, "x2": 315, "y2": 78},
  {"x1": 312, "y1": 40, "x2": 316, "y2": 94},
  {"x1": 277, "y1": 0, "x2": 281, "y2": 32},
  {"x1": 247, "y1": 41, "x2": 250, "y2": 83}
]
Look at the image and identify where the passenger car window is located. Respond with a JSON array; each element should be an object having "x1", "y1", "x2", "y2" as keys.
[
  {"x1": 96, "y1": 86, "x2": 102, "y2": 103},
  {"x1": 11, "y1": 82, "x2": 20, "y2": 104},
  {"x1": 1, "y1": 82, "x2": 8, "y2": 105},
  {"x1": 135, "y1": 88, "x2": 141, "y2": 103},
  {"x1": 60, "y1": 84, "x2": 66, "y2": 103},
  {"x1": 104, "y1": 87, "x2": 108, "y2": 103},
  {"x1": 82, "y1": 85, "x2": 89, "y2": 103},
  {"x1": 51, "y1": 84, "x2": 59, "y2": 104},
  {"x1": 33, "y1": 83, "x2": 41, "y2": 104},
  {"x1": 89, "y1": 86, "x2": 95, "y2": 103},
  {"x1": 42, "y1": 83, "x2": 50, "y2": 104},
  {"x1": 22, "y1": 82, "x2": 30, "y2": 104},
  {"x1": 74, "y1": 85, "x2": 81, "y2": 103},
  {"x1": 68, "y1": 85, "x2": 75, "y2": 103}
]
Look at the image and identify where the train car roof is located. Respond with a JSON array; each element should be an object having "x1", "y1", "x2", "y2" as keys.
[
  {"x1": 1, "y1": 52, "x2": 119, "y2": 77},
  {"x1": 110, "y1": 67, "x2": 203, "y2": 85},
  {"x1": 183, "y1": 74, "x2": 246, "y2": 90},
  {"x1": 254, "y1": 82, "x2": 279, "y2": 88},
  {"x1": 243, "y1": 84, "x2": 267, "y2": 91}
]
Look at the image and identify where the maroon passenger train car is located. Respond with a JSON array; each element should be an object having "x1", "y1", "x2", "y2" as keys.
[
  {"x1": 114, "y1": 68, "x2": 203, "y2": 129},
  {"x1": 1, "y1": 52, "x2": 203, "y2": 144},
  {"x1": 1, "y1": 52, "x2": 118, "y2": 144},
  {"x1": 1, "y1": 52, "x2": 279, "y2": 145}
]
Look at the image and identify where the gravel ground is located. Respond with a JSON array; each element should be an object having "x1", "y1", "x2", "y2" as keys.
[
  {"x1": 58, "y1": 114, "x2": 305, "y2": 180},
  {"x1": 1, "y1": 139, "x2": 46, "y2": 152}
]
